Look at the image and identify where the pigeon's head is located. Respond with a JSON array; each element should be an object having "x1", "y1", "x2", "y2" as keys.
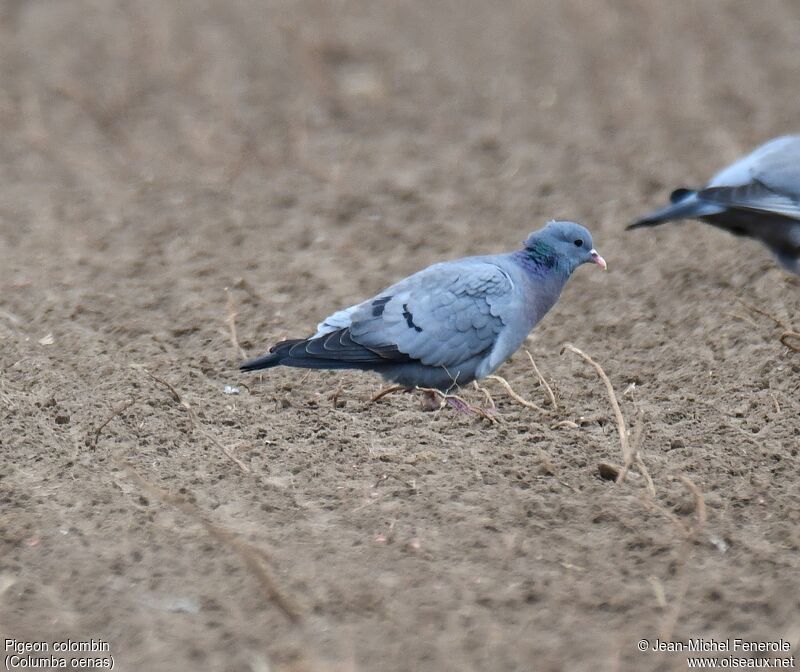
[{"x1": 524, "y1": 220, "x2": 607, "y2": 273}]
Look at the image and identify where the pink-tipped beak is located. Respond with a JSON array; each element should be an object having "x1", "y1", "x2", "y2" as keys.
[{"x1": 590, "y1": 249, "x2": 607, "y2": 270}]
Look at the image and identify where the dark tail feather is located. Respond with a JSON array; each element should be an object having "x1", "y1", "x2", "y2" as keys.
[
  {"x1": 239, "y1": 339, "x2": 305, "y2": 371},
  {"x1": 627, "y1": 189, "x2": 724, "y2": 230},
  {"x1": 240, "y1": 329, "x2": 412, "y2": 373}
]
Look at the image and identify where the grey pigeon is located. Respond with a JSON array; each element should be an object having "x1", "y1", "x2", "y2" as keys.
[
  {"x1": 241, "y1": 221, "x2": 606, "y2": 390},
  {"x1": 629, "y1": 135, "x2": 800, "y2": 274}
]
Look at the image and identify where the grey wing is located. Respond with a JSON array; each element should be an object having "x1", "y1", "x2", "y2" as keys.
[
  {"x1": 699, "y1": 181, "x2": 800, "y2": 221},
  {"x1": 346, "y1": 260, "x2": 514, "y2": 369},
  {"x1": 703, "y1": 135, "x2": 800, "y2": 220},
  {"x1": 314, "y1": 305, "x2": 358, "y2": 338}
]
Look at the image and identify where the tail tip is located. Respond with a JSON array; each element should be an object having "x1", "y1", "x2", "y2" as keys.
[
  {"x1": 239, "y1": 352, "x2": 280, "y2": 372},
  {"x1": 626, "y1": 218, "x2": 655, "y2": 230},
  {"x1": 627, "y1": 187, "x2": 695, "y2": 230}
]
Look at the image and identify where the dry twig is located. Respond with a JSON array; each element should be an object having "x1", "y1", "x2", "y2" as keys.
[
  {"x1": 657, "y1": 474, "x2": 707, "y2": 641},
  {"x1": 561, "y1": 344, "x2": 631, "y2": 465},
  {"x1": 780, "y1": 331, "x2": 800, "y2": 353},
  {"x1": 648, "y1": 576, "x2": 668, "y2": 609},
  {"x1": 486, "y1": 375, "x2": 547, "y2": 413},
  {"x1": 621, "y1": 409, "x2": 656, "y2": 496},
  {"x1": 122, "y1": 463, "x2": 301, "y2": 623},
  {"x1": 739, "y1": 300, "x2": 799, "y2": 354},
  {"x1": 561, "y1": 344, "x2": 655, "y2": 497},
  {"x1": 525, "y1": 350, "x2": 557, "y2": 409},
  {"x1": 724, "y1": 311, "x2": 759, "y2": 328},
  {"x1": 551, "y1": 420, "x2": 579, "y2": 430},
  {"x1": 738, "y1": 299, "x2": 791, "y2": 331},
  {"x1": 677, "y1": 475, "x2": 707, "y2": 538},
  {"x1": 91, "y1": 398, "x2": 136, "y2": 448},
  {"x1": 659, "y1": 568, "x2": 690, "y2": 642},
  {"x1": 369, "y1": 385, "x2": 407, "y2": 403},
  {"x1": 144, "y1": 369, "x2": 250, "y2": 473},
  {"x1": 472, "y1": 381, "x2": 497, "y2": 411},
  {"x1": 634, "y1": 452, "x2": 656, "y2": 498}
]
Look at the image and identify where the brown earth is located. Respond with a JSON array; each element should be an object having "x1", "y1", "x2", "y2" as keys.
[{"x1": 1, "y1": 1, "x2": 799, "y2": 671}]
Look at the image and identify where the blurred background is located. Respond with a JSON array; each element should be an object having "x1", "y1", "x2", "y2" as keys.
[{"x1": 1, "y1": 1, "x2": 798, "y2": 671}]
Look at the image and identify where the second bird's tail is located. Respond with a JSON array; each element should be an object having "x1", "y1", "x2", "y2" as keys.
[
  {"x1": 628, "y1": 188, "x2": 725, "y2": 229},
  {"x1": 239, "y1": 339, "x2": 305, "y2": 372}
]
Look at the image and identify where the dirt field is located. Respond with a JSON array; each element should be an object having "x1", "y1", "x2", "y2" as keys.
[{"x1": 1, "y1": 1, "x2": 799, "y2": 670}]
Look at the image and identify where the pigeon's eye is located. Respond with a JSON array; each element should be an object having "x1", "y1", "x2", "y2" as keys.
[{"x1": 573, "y1": 239, "x2": 584, "y2": 247}]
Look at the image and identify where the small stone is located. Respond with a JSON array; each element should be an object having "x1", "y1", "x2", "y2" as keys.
[{"x1": 598, "y1": 462, "x2": 621, "y2": 480}]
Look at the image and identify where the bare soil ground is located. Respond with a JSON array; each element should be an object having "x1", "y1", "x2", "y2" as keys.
[{"x1": 1, "y1": 1, "x2": 799, "y2": 670}]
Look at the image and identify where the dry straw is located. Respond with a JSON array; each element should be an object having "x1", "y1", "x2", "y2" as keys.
[{"x1": 561, "y1": 343, "x2": 655, "y2": 497}]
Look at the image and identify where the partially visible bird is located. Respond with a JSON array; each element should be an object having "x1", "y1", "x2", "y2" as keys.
[
  {"x1": 629, "y1": 135, "x2": 800, "y2": 274},
  {"x1": 241, "y1": 220, "x2": 606, "y2": 391}
]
